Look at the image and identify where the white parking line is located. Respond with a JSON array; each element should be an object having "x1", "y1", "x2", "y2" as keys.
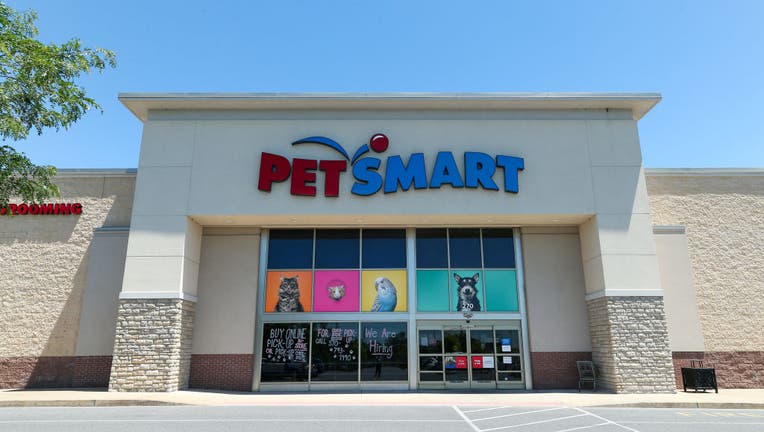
[
  {"x1": 472, "y1": 407, "x2": 568, "y2": 422},
  {"x1": 574, "y1": 408, "x2": 640, "y2": 432},
  {"x1": 553, "y1": 422, "x2": 610, "y2": 432},
  {"x1": 452, "y1": 405, "x2": 481, "y2": 432},
  {"x1": 481, "y1": 413, "x2": 589, "y2": 431},
  {"x1": 462, "y1": 406, "x2": 514, "y2": 414}
]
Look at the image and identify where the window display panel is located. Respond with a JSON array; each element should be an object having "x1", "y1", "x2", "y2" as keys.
[
  {"x1": 360, "y1": 322, "x2": 407, "y2": 381},
  {"x1": 362, "y1": 229, "x2": 406, "y2": 268},
  {"x1": 361, "y1": 269, "x2": 407, "y2": 312},
  {"x1": 315, "y1": 229, "x2": 360, "y2": 269},
  {"x1": 261, "y1": 323, "x2": 310, "y2": 382},
  {"x1": 416, "y1": 270, "x2": 450, "y2": 311},
  {"x1": 312, "y1": 270, "x2": 360, "y2": 312},
  {"x1": 484, "y1": 270, "x2": 519, "y2": 311},
  {"x1": 265, "y1": 270, "x2": 313, "y2": 312},
  {"x1": 311, "y1": 322, "x2": 359, "y2": 382},
  {"x1": 268, "y1": 230, "x2": 313, "y2": 269},
  {"x1": 451, "y1": 269, "x2": 483, "y2": 312}
]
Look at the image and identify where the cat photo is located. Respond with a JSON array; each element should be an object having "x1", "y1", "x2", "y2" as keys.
[{"x1": 274, "y1": 275, "x2": 305, "y2": 312}]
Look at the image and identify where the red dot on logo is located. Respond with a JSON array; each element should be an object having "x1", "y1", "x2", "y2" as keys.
[{"x1": 370, "y1": 134, "x2": 389, "y2": 153}]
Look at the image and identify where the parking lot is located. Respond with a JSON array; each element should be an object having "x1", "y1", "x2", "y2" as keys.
[{"x1": 1, "y1": 405, "x2": 763, "y2": 432}]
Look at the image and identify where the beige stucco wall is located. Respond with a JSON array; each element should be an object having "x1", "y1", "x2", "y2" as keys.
[
  {"x1": 0, "y1": 172, "x2": 134, "y2": 357},
  {"x1": 646, "y1": 173, "x2": 764, "y2": 351},
  {"x1": 192, "y1": 229, "x2": 260, "y2": 354},
  {"x1": 653, "y1": 228, "x2": 705, "y2": 352},
  {"x1": 74, "y1": 228, "x2": 129, "y2": 356},
  {"x1": 522, "y1": 227, "x2": 591, "y2": 352}
]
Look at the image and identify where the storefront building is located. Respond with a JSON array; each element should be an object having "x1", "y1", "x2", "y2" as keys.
[{"x1": 1, "y1": 93, "x2": 762, "y2": 393}]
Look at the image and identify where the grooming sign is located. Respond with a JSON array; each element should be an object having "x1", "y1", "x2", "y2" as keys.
[{"x1": 257, "y1": 133, "x2": 525, "y2": 197}]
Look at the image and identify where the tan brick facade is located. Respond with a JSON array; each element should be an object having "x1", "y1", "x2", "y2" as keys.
[
  {"x1": 0, "y1": 171, "x2": 134, "y2": 368},
  {"x1": 647, "y1": 174, "x2": 764, "y2": 352}
]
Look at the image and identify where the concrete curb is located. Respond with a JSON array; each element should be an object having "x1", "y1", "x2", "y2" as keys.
[
  {"x1": 0, "y1": 400, "x2": 187, "y2": 408},
  {"x1": 595, "y1": 402, "x2": 764, "y2": 410},
  {"x1": 1, "y1": 399, "x2": 763, "y2": 409}
]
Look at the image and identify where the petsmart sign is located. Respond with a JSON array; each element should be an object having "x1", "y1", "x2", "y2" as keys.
[{"x1": 258, "y1": 133, "x2": 524, "y2": 197}]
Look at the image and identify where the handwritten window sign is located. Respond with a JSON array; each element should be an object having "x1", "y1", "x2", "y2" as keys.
[
  {"x1": 261, "y1": 323, "x2": 310, "y2": 382},
  {"x1": 361, "y1": 322, "x2": 408, "y2": 381},
  {"x1": 311, "y1": 322, "x2": 359, "y2": 382}
]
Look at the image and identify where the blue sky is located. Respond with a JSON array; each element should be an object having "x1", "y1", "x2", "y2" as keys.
[{"x1": 9, "y1": 0, "x2": 764, "y2": 168}]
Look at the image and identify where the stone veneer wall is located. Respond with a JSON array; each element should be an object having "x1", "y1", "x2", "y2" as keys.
[
  {"x1": 587, "y1": 296, "x2": 676, "y2": 393},
  {"x1": 109, "y1": 299, "x2": 195, "y2": 392}
]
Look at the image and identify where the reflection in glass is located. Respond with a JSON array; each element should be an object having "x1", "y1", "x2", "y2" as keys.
[
  {"x1": 418, "y1": 330, "x2": 443, "y2": 354},
  {"x1": 362, "y1": 230, "x2": 406, "y2": 268},
  {"x1": 315, "y1": 230, "x2": 360, "y2": 269},
  {"x1": 420, "y1": 372, "x2": 444, "y2": 382},
  {"x1": 267, "y1": 230, "x2": 313, "y2": 269},
  {"x1": 419, "y1": 356, "x2": 443, "y2": 372},
  {"x1": 360, "y1": 322, "x2": 407, "y2": 381},
  {"x1": 444, "y1": 330, "x2": 467, "y2": 353},
  {"x1": 494, "y1": 329, "x2": 520, "y2": 354},
  {"x1": 311, "y1": 322, "x2": 359, "y2": 382},
  {"x1": 470, "y1": 330, "x2": 495, "y2": 353},
  {"x1": 260, "y1": 323, "x2": 311, "y2": 382},
  {"x1": 416, "y1": 229, "x2": 448, "y2": 268},
  {"x1": 448, "y1": 228, "x2": 482, "y2": 268},
  {"x1": 482, "y1": 229, "x2": 515, "y2": 268}
]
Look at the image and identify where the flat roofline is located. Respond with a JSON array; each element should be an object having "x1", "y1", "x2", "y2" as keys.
[
  {"x1": 54, "y1": 167, "x2": 764, "y2": 178},
  {"x1": 645, "y1": 168, "x2": 764, "y2": 176},
  {"x1": 118, "y1": 92, "x2": 662, "y2": 122},
  {"x1": 55, "y1": 168, "x2": 137, "y2": 178}
]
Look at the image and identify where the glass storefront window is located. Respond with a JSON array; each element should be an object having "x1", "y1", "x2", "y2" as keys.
[
  {"x1": 266, "y1": 229, "x2": 408, "y2": 313},
  {"x1": 311, "y1": 322, "x2": 359, "y2": 382},
  {"x1": 315, "y1": 229, "x2": 359, "y2": 269},
  {"x1": 261, "y1": 323, "x2": 310, "y2": 382},
  {"x1": 482, "y1": 228, "x2": 515, "y2": 268},
  {"x1": 267, "y1": 230, "x2": 313, "y2": 269},
  {"x1": 415, "y1": 229, "x2": 448, "y2": 268},
  {"x1": 261, "y1": 321, "x2": 408, "y2": 384},
  {"x1": 415, "y1": 228, "x2": 519, "y2": 312},
  {"x1": 360, "y1": 322, "x2": 407, "y2": 381},
  {"x1": 448, "y1": 228, "x2": 482, "y2": 268},
  {"x1": 362, "y1": 229, "x2": 406, "y2": 268}
]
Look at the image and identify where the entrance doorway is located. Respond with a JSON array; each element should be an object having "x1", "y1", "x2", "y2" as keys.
[{"x1": 417, "y1": 322, "x2": 524, "y2": 389}]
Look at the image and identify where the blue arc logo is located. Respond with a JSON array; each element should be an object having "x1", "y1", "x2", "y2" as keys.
[{"x1": 292, "y1": 134, "x2": 389, "y2": 164}]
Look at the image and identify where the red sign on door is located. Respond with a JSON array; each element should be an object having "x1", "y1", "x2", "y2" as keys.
[
  {"x1": 472, "y1": 356, "x2": 483, "y2": 369},
  {"x1": 455, "y1": 356, "x2": 468, "y2": 369}
]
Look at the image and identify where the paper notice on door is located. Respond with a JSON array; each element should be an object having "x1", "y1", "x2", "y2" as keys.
[
  {"x1": 482, "y1": 356, "x2": 494, "y2": 368},
  {"x1": 501, "y1": 345, "x2": 512, "y2": 352},
  {"x1": 502, "y1": 356, "x2": 513, "y2": 364},
  {"x1": 420, "y1": 337, "x2": 428, "y2": 346}
]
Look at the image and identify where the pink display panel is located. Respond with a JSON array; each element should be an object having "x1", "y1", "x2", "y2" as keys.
[{"x1": 312, "y1": 270, "x2": 360, "y2": 312}]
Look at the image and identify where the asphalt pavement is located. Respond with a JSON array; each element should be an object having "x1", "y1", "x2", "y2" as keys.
[{"x1": 0, "y1": 405, "x2": 763, "y2": 432}]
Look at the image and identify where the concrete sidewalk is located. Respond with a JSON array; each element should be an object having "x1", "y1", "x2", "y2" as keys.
[{"x1": 2, "y1": 388, "x2": 764, "y2": 409}]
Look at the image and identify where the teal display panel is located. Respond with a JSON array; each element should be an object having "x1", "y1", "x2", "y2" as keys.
[
  {"x1": 484, "y1": 270, "x2": 518, "y2": 311},
  {"x1": 417, "y1": 270, "x2": 450, "y2": 312}
]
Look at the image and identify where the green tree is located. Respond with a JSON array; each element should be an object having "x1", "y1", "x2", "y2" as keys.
[{"x1": 0, "y1": 2, "x2": 115, "y2": 211}]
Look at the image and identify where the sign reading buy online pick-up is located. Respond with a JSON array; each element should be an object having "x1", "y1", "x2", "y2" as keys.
[{"x1": 258, "y1": 134, "x2": 524, "y2": 197}]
